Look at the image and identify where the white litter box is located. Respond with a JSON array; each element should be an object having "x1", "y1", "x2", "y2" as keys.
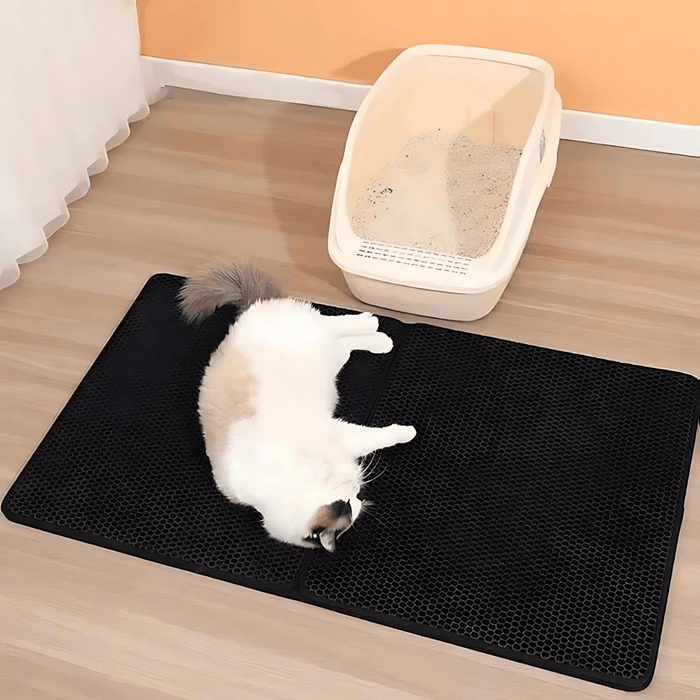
[{"x1": 328, "y1": 45, "x2": 562, "y2": 321}]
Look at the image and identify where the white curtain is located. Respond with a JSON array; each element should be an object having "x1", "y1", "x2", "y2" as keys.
[{"x1": 0, "y1": 1, "x2": 158, "y2": 290}]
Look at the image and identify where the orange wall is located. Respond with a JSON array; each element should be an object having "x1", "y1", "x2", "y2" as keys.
[{"x1": 137, "y1": 0, "x2": 700, "y2": 126}]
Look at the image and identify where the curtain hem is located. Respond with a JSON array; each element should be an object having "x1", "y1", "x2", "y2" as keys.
[{"x1": 1, "y1": 95, "x2": 163, "y2": 292}]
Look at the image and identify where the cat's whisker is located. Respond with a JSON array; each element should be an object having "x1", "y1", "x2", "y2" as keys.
[
  {"x1": 361, "y1": 461, "x2": 388, "y2": 485},
  {"x1": 360, "y1": 450, "x2": 378, "y2": 479},
  {"x1": 362, "y1": 501, "x2": 390, "y2": 529},
  {"x1": 361, "y1": 451, "x2": 386, "y2": 483},
  {"x1": 360, "y1": 454, "x2": 374, "y2": 481}
]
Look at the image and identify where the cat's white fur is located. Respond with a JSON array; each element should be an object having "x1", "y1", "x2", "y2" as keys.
[{"x1": 202, "y1": 297, "x2": 416, "y2": 551}]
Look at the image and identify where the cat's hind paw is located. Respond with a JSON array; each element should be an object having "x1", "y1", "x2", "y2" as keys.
[
  {"x1": 390, "y1": 424, "x2": 417, "y2": 444},
  {"x1": 357, "y1": 311, "x2": 380, "y2": 334},
  {"x1": 369, "y1": 332, "x2": 393, "y2": 354}
]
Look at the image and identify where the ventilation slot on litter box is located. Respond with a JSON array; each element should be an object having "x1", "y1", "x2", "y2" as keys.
[{"x1": 356, "y1": 242, "x2": 471, "y2": 275}]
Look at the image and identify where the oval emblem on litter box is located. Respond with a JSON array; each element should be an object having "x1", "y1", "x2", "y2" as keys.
[{"x1": 540, "y1": 131, "x2": 546, "y2": 162}]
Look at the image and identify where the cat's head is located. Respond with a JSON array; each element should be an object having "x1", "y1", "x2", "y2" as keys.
[
  {"x1": 260, "y1": 478, "x2": 366, "y2": 553},
  {"x1": 302, "y1": 495, "x2": 365, "y2": 552}
]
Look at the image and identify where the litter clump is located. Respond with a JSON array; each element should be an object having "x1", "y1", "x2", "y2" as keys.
[{"x1": 351, "y1": 130, "x2": 522, "y2": 258}]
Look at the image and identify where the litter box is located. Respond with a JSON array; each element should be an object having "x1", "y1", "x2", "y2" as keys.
[{"x1": 328, "y1": 45, "x2": 562, "y2": 321}]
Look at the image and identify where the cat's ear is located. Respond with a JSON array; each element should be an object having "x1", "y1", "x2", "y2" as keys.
[{"x1": 319, "y1": 528, "x2": 337, "y2": 553}]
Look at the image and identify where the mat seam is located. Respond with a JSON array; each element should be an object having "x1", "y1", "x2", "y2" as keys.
[{"x1": 296, "y1": 318, "x2": 417, "y2": 585}]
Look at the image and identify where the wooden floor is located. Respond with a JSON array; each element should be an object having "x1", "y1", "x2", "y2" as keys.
[{"x1": 1, "y1": 87, "x2": 699, "y2": 699}]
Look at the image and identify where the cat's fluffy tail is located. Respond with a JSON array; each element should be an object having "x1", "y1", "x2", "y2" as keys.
[{"x1": 178, "y1": 261, "x2": 283, "y2": 323}]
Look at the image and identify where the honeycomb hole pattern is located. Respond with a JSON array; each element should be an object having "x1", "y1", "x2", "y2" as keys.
[
  {"x1": 301, "y1": 324, "x2": 699, "y2": 689},
  {"x1": 3, "y1": 275, "x2": 309, "y2": 589},
  {"x1": 2, "y1": 281, "x2": 402, "y2": 590},
  {"x1": 3, "y1": 274, "x2": 698, "y2": 691}
]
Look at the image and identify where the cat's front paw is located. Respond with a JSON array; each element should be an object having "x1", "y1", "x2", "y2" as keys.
[
  {"x1": 391, "y1": 424, "x2": 417, "y2": 444},
  {"x1": 357, "y1": 311, "x2": 380, "y2": 334}
]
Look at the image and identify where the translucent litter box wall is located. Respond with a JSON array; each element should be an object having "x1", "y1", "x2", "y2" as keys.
[{"x1": 345, "y1": 55, "x2": 546, "y2": 220}]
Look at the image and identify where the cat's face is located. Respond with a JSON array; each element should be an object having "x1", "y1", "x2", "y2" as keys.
[
  {"x1": 260, "y1": 470, "x2": 366, "y2": 552},
  {"x1": 302, "y1": 491, "x2": 365, "y2": 552}
]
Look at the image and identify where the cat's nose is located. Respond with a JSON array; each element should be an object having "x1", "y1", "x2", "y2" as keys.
[{"x1": 356, "y1": 487, "x2": 367, "y2": 501}]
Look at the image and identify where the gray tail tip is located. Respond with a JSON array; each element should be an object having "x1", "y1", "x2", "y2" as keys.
[{"x1": 177, "y1": 260, "x2": 281, "y2": 323}]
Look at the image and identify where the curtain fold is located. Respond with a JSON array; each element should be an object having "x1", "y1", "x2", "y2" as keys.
[{"x1": 0, "y1": 1, "x2": 157, "y2": 290}]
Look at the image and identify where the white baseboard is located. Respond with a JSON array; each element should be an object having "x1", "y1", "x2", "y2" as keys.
[
  {"x1": 142, "y1": 55, "x2": 369, "y2": 112},
  {"x1": 560, "y1": 110, "x2": 699, "y2": 157},
  {"x1": 142, "y1": 56, "x2": 699, "y2": 157}
]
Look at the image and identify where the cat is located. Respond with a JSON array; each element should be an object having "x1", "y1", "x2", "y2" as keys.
[{"x1": 178, "y1": 261, "x2": 416, "y2": 552}]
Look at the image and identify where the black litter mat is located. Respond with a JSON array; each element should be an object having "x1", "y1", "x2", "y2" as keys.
[{"x1": 3, "y1": 274, "x2": 698, "y2": 691}]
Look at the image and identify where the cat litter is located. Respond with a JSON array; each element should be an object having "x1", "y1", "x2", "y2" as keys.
[{"x1": 352, "y1": 130, "x2": 522, "y2": 259}]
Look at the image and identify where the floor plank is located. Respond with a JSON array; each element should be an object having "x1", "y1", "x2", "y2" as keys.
[{"x1": 1, "y1": 87, "x2": 699, "y2": 699}]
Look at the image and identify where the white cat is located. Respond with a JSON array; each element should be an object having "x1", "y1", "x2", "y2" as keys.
[{"x1": 178, "y1": 262, "x2": 416, "y2": 552}]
